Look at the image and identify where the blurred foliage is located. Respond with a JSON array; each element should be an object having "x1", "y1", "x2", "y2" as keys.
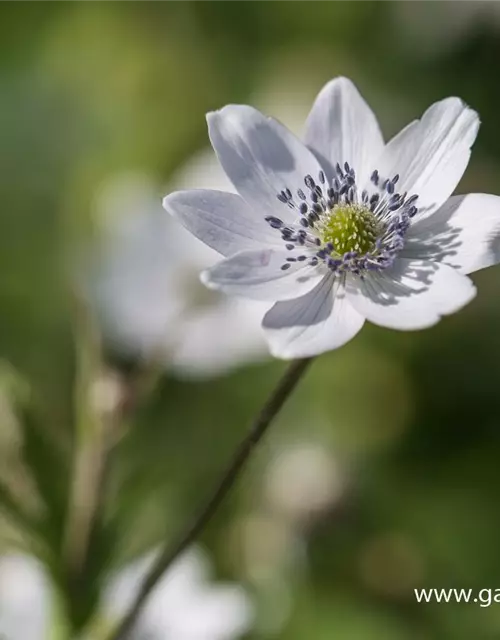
[{"x1": 2, "y1": 2, "x2": 500, "y2": 639}]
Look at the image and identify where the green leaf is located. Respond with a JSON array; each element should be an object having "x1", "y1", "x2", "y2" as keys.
[{"x1": 17, "y1": 398, "x2": 71, "y2": 549}]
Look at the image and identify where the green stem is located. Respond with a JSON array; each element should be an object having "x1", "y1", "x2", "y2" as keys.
[
  {"x1": 109, "y1": 357, "x2": 314, "y2": 640},
  {"x1": 62, "y1": 297, "x2": 105, "y2": 619}
]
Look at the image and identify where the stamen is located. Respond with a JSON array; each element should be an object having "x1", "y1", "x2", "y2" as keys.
[
  {"x1": 265, "y1": 216, "x2": 283, "y2": 229},
  {"x1": 271, "y1": 164, "x2": 417, "y2": 277},
  {"x1": 304, "y1": 175, "x2": 315, "y2": 190}
]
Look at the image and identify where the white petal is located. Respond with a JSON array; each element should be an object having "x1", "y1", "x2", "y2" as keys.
[
  {"x1": 91, "y1": 206, "x2": 185, "y2": 357},
  {"x1": 263, "y1": 275, "x2": 365, "y2": 358},
  {"x1": 109, "y1": 548, "x2": 253, "y2": 640},
  {"x1": 402, "y1": 193, "x2": 500, "y2": 275},
  {"x1": 171, "y1": 297, "x2": 269, "y2": 377},
  {"x1": 207, "y1": 105, "x2": 325, "y2": 224},
  {"x1": 164, "y1": 586, "x2": 253, "y2": 640},
  {"x1": 304, "y1": 77, "x2": 384, "y2": 186},
  {"x1": 163, "y1": 189, "x2": 281, "y2": 257},
  {"x1": 0, "y1": 554, "x2": 50, "y2": 640},
  {"x1": 375, "y1": 98, "x2": 479, "y2": 213},
  {"x1": 106, "y1": 549, "x2": 210, "y2": 626},
  {"x1": 346, "y1": 259, "x2": 476, "y2": 330},
  {"x1": 202, "y1": 248, "x2": 323, "y2": 301}
]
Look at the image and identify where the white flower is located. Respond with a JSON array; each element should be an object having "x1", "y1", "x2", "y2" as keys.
[
  {"x1": 91, "y1": 173, "x2": 268, "y2": 378},
  {"x1": 0, "y1": 554, "x2": 50, "y2": 640},
  {"x1": 0, "y1": 548, "x2": 253, "y2": 640},
  {"x1": 105, "y1": 548, "x2": 252, "y2": 640},
  {"x1": 163, "y1": 77, "x2": 500, "y2": 359}
]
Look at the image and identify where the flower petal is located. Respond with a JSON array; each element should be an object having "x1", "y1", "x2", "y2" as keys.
[
  {"x1": 375, "y1": 98, "x2": 479, "y2": 214},
  {"x1": 402, "y1": 193, "x2": 500, "y2": 275},
  {"x1": 171, "y1": 297, "x2": 269, "y2": 377},
  {"x1": 163, "y1": 189, "x2": 281, "y2": 257},
  {"x1": 304, "y1": 77, "x2": 384, "y2": 186},
  {"x1": 262, "y1": 275, "x2": 365, "y2": 358},
  {"x1": 0, "y1": 554, "x2": 50, "y2": 640},
  {"x1": 166, "y1": 585, "x2": 253, "y2": 639},
  {"x1": 207, "y1": 105, "x2": 325, "y2": 224},
  {"x1": 201, "y1": 248, "x2": 323, "y2": 301},
  {"x1": 346, "y1": 258, "x2": 476, "y2": 330}
]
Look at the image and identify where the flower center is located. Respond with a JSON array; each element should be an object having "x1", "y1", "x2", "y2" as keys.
[
  {"x1": 319, "y1": 204, "x2": 381, "y2": 256},
  {"x1": 269, "y1": 164, "x2": 419, "y2": 276}
]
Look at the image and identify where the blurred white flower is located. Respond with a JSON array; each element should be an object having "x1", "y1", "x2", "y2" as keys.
[
  {"x1": 0, "y1": 554, "x2": 50, "y2": 640},
  {"x1": 89, "y1": 83, "x2": 313, "y2": 378},
  {"x1": 0, "y1": 547, "x2": 253, "y2": 640},
  {"x1": 90, "y1": 171, "x2": 269, "y2": 378},
  {"x1": 106, "y1": 547, "x2": 253, "y2": 640}
]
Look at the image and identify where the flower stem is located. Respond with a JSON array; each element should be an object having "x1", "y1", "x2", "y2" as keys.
[
  {"x1": 110, "y1": 357, "x2": 314, "y2": 640},
  {"x1": 63, "y1": 297, "x2": 103, "y2": 579}
]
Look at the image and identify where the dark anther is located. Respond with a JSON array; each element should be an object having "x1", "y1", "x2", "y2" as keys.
[
  {"x1": 265, "y1": 216, "x2": 283, "y2": 229},
  {"x1": 304, "y1": 175, "x2": 315, "y2": 189}
]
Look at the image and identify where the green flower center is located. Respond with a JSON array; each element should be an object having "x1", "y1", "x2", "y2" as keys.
[{"x1": 319, "y1": 204, "x2": 381, "y2": 255}]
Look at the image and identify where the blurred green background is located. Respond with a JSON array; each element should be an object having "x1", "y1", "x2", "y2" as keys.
[{"x1": 2, "y1": 2, "x2": 500, "y2": 639}]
